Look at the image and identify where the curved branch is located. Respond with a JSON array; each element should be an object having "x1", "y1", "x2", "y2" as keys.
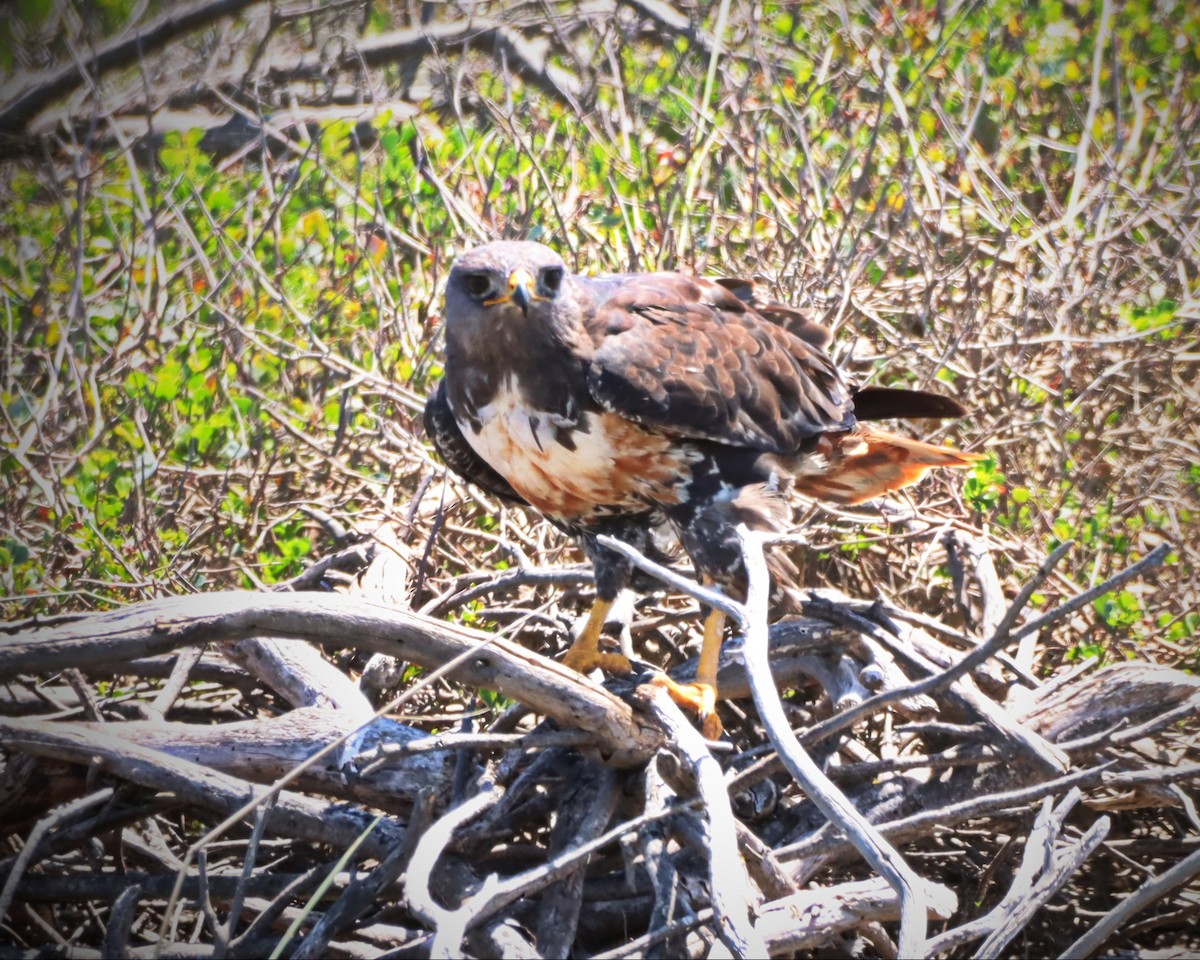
[
  {"x1": 0, "y1": 0, "x2": 263, "y2": 136},
  {"x1": 0, "y1": 590, "x2": 663, "y2": 767},
  {"x1": 737, "y1": 527, "x2": 953, "y2": 959}
]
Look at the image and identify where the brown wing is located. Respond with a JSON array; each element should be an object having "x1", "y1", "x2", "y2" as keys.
[
  {"x1": 708, "y1": 280, "x2": 972, "y2": 421},
  {"x1": 578, "y1": 273, "x2": 855, "y2": 453},
  {"x1": 713, "y1": 277, "x2": 833, "y2": 349}
]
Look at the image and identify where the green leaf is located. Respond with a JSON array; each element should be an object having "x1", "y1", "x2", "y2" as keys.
[
  {"x1": 16, "y1": 0, "x2": 53, "y2": 22},
  {"x1": 153, "y1": 360, "x2": 184, "y2": 400}
]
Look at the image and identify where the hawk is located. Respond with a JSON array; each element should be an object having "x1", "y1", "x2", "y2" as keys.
[{"x1": 424, "y1": 241, "x2": 983, "y2": 738}]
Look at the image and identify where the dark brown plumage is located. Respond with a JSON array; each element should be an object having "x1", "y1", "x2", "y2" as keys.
[{"x1": 425, "y1": 241, "x2": 983, "y2": 737}]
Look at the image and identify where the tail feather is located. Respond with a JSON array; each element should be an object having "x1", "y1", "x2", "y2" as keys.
[
  {"x1": 852, "y1": 385, "x2": 970, "y2": 420},
  {"x1": 791, "y1": 425, "x2": 984, "y2": 505}
]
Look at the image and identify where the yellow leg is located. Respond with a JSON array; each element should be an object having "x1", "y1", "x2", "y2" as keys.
[
  {"x1": 562, "y1": 597, "x2": 633, "y2": 676},
  {"x1": 651, "y1": 606, "x2": 726, "y2": 740}
]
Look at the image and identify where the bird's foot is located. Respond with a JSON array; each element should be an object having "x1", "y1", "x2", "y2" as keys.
[
  {"x1": 648, "y1": 674, "x2": 724, "y2": 740},
  {"x1": 562, "y1": 646, "x2": 633, "y2": 677},
  {"x1": 563, "y1": 596, "x2": 633, "y2": 677}
]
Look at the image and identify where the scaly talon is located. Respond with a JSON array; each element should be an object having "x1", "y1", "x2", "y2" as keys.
[
  {"x1": 648, "y1": 674, "x2": 724, "y2": 739},
  {"x1": 561, "y1": 597, "x2": 632, "y2": 676},
  {"x1": 642, "y1": 602, "x2": 727, "y2": 738},
  {"x1": 700, "y1": 705, "x2": 724, "y2": 742},
  {"x1": 564, "y1": 648, "x2": 632, "y2": 675}
]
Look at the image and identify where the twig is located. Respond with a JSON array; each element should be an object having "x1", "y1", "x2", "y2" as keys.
[
  {"x1": 798, "y1": 541, "x2": 1170, "y2": 762},
  {"x1": 1064, "y1": 0, "x2": 1115, "y2": 225},
  {"x1": 801, "y1": 595, "x2": 1071, "y2": 773},
  {"x1": 101, "y1": 883, "x2": 143, "y2": 960},
  {"x1": 144, "y1": 644, "x2": 205, "y2": 720},
  {"x1": 1007, "y1": 543, "x2": 1171, "y2": 648},
  {"x1": 635, "y1": 685, "x2": 768, "y2": 958},
  {"x1": 406, "y1": 782, "x2": 503, "y2": 956},
  {"x1": 213, "y1": 797, "x2": 274, "y2": 958},
  {"x1": 989, "y1": 539, "x2": 1076, "y2": 649},
  {"x1": 0, "y1": 788, "x2": 114, "y2": 924},
  {"x1": 226, "y1": 862, "x2": 339, "y2": 955},
  {"x1": 978, "y1": 815, "x2": 1110, "y2": 958},
  {"x1": 737, "y1": 527, "x2": 950, "y2": 959},
  {"x1": 420, "y1": 566, "x2": 592, "y2": 616},
  {"x1": 777, "y1": 764, "x2": 1112, "y2": 864},
  {"x1": 595, "y1": 534, "x2": 743, "y2": 618},
  {"x1": 926, "y1": 789, "x2": 1110, "y2": 956},
  {"x1": 638, "y1": 753, "x2": 690, "y2": 957},
  {"x1": 270, "y1": 814, "x2": 385, "y2": 960},
  {"x1": 592, "y1": 909, "x2": 712, "y2": 959},
  {"x1": 1060, "y1": 842, "x2": 1200, "y2": 959},
  {"x1": 357, "y1": 729, "x2": 594, "y2": 774},
  {"x1": 413, "y1": 780, "x2": 669, "y2": 956},
  {"x1": 754, "y1": 876, "x2": 957, "y2": 954}
]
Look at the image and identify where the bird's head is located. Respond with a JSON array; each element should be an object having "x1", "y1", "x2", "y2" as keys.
[{"x1": 444, "y1": 241, "x2": 576, "y2": 345}]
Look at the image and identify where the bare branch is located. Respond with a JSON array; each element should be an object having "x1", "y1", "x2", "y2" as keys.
[
  {"x1": 0, "y1": 590, "x2": 663, "y2": 767},
  {"x1": 737, "y1": 528, "x2": 954, "y2": 959},
  {"x1": 1062, "y1": 843, "x2": 1200, "y2": 959},
  {"x1": 0, "y1": 0, "x2": 263, "y2": 139}
]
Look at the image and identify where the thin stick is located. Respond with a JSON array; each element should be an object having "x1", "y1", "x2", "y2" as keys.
[
  {"x1": 1007, "y1": 542, "x2": 1170, "y2": 646},
  {"x1": 0, "y1": 788, "x2": 114, "y2": 924},
  {"x1": 737, "y1": 527, "x2": 946, "y2": 959},
  {"x1": 595, "y1": 534, "x2": 743, "y2": 617},
  {"x1": 1064, "y1": 0, "x2": 1115, "y2": 224},
  {"x1": 1060, "y1": 843, "x2": 1200, "y2": 959},
  {"x1": 636, "y1": 685, "x2": 768, "y2": 957},
  {"x1": 800, "y1": 542, "x2": 1169, "y2": 752},
  {"x1": 406, "y1": 783, "x2": 502, "y2": 956}
]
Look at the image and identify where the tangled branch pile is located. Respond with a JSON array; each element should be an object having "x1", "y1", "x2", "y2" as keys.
[{"x1": 1, "y1": 1, "x2": 1197, "y2": 957}]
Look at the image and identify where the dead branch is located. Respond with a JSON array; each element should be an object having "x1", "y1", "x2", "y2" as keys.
[
  {"x1": 634, "y1": 684, "x2": 768, "y2": 957},
  {"x1": 1062, "y1": 842, "x2": 1200, "y2": 959},
  {"x1": 0, "y1": 715, "x2": 406, "y2": 861},
  {"x1": 796, "y1": 541, "x2": 1172, "y2": 766},
  {"x1": 0, "y1": 590, "x2": 663, "y2": 767},
  {"x1": 737, "y1": 528, "x2": 953, "y2": 959},
  {"x1": 26, "y1": 708, "x2": 448, "y2": 811},
  {"x1": 257, "y1": 18, "x2": 585, "y2": 108},
  {"x1": 926, "y1": 789, "x2": 1111, "y2": 956},
  {"x1": 754, "y1": 876, "x2": 957, "y2": 954},
  {"x1": 0, "y1": 788, "x2": 113, "y2": 925},
  {"x1": 534, "y1": 766, "x2": 620, "y2": 958},
  {"x1": 0, "y1": 0, "x2": 264, "y2": 140}
]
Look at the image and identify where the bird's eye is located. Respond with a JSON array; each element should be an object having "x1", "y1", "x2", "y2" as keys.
[
  {"x1": 463, "y1": 273, "x2": 491, "y2": 299},
  {"x1": 541, "y1": 266, "x2": 564, "y2": 294}
]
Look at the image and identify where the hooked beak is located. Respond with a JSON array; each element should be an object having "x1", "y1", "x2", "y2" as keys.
[{"x1": 507, "y1": 267, "x2": 534, "y2": 316}]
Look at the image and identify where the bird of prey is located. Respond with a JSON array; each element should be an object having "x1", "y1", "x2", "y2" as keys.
[{"x1": 424, "y1": 241, "x2": 983, "y2": 738}]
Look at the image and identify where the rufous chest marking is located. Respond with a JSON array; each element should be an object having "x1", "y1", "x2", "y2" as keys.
[{"x1": 462, "y1": 378, "x2": 689, "y2": 519}]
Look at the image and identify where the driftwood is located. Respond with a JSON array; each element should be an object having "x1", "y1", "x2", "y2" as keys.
[
  {"x1": 0, "y1": 590, "x2": 664, "y2": 768},
  {"x1": 1, "y1": 0, "x2": 1195, "y2": 953},
  {"x1": 1, "y1": 524, "x2": 1195, "y2": 957}
]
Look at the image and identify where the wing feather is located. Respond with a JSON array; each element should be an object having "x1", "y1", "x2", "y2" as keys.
[{"x1": 581, "y1": 274, "x2": 855, "y2": 453}]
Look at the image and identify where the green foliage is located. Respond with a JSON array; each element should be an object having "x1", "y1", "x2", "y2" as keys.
[
  {"x1": 0, "y1": 0, "x2": 1195, "y2": 679},
  {"x1": 964, "y1": 456, "x2": 1006, "y2": 514},
  {"x1": 1121, "y1": 299, "x2": 1179, "y2": 339},
  {"x1": 477, "y1": 688, "x2": 515, "y2": 711},
  {"x1": 1095, "y1": 589, "x2": 1145, "y2": 633}
]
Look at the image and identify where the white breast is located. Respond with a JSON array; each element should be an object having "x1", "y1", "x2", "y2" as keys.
[{"x1": 462, "y1": 378, "x2": 685, "y2": 519}]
